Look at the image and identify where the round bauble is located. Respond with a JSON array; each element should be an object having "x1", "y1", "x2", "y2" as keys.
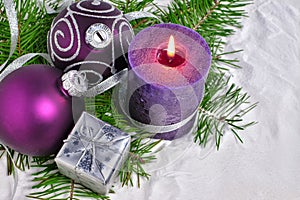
[
  {"x1": 48, "y1": 0, "x2": 134, "y2": 82},
  {"x1": 0, "y1": 64, "x2": 74, "y2": 156}
]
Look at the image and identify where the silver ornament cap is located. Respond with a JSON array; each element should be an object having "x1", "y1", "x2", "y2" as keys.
[{"x1": 61, "y1": 70, "x2": 89, "y2": 97}]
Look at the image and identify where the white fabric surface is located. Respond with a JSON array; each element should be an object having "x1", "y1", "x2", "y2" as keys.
[{"x1": 1, "y1": 0, "x2": 300, "y2": 199}]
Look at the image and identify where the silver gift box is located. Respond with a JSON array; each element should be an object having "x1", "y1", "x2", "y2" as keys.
[{"x1": 55, "y1": 112, "x2": 131, "y2": 194}]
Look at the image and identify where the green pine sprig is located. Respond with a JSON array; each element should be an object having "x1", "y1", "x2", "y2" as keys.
[
  {"x1": 0, "y1": 0, "x2": 55, "y2": 65},
  {"x1": 0, "y1": 146, "x2": 30, "y2": 175},
  {"x1": 196, "y1": 71, "x2": 257, "y2": 149},
  {"x1": 158, "y1": 0, "x2": 251, "y2": 39},
  {"x1": 110, "y1": 0, "x2": 154, "y2": 13},
  {"x1": 27, "y1": 156, "x2": 110, "y2": 200},
  {"x1": 120, "y1": 138, "x2": 161, "y2": 188}
]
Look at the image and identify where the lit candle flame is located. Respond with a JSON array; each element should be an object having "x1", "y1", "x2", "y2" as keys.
[{"x1": 167, "y1": 35, "x2": 176, "y2": 58}]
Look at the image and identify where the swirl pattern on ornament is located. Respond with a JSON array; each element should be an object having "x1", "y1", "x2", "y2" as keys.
[
  {"x1": 53, "y1": 19, "x2": 74, "y2": 52},
  {"x1": 49, "y1": 14, "x2": 81, "y2": 62}
]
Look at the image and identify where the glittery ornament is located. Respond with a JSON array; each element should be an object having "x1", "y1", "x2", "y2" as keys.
[
  {"x1": 0, "y1": 64, "x2": 80, "y2": 156},
  {"x1": 48, "y1": 0, "x2": 134, "y2": 82}
]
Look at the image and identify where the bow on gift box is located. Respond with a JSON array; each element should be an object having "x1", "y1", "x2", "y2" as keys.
[{"x1": 63, "y1": 122, "x2": 130, "y2": 185}]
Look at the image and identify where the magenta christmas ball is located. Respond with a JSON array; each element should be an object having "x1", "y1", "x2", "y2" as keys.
[
  {"x1": 0, "y1": 65, "x2": 74, "y2": 156},
  {"x1": 48, "y1": 0, "x2": 134, "y2": 81}
]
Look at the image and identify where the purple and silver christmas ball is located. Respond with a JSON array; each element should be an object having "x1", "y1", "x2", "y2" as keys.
[
  {"x1": 0, "y1": 65, "x2": 74, "y2": 156},
  {"x1": 48, "y1": 0, "x2": 134, "y2": 81}
]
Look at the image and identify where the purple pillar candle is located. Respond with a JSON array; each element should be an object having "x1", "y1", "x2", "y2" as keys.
[{"x1": 126, "y1": 23, "x2": 211, "y2": 140}]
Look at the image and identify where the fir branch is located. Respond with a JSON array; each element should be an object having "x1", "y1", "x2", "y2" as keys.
[
  {"x1": 0, "y1": 0, "x2": 54, "y2": 67},
  {"x1": 160, "y1": 0, "x2": 251, "y2": 39},
  {"x1": 28, "y1": 156, "x2": 110, "y2": 200},
  {"x1": 70, "y1": 180, "x2": 75, "y2": 200},
  {"x1": 0, "y1": 145, "x2": 30, "y2": 175},
  {"x1": 193, "y1": 0, "x2": 221, "y2": 30},
  {"x1": 195, "y1": 72, "x2": 257, "y2": 149},
  {"x1": 109, "y1": 0, "x2": 160, "y2": 31},
  {"x1": 120, "y1": 138, "x2": 161, "y2": 187},
  {"x1": 109, "y1": 0, "x2": 154, "y2": 13}
]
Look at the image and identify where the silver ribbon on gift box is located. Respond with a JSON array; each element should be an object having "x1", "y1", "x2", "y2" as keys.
[{"x1": 55, "y1": 112, "x2": 131, "y2": 194}]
